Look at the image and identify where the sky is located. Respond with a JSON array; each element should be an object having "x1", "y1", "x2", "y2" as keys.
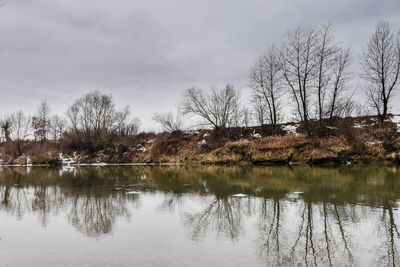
[{"x1": 0, "y1": 0, "x2": 400, "y2": 130}]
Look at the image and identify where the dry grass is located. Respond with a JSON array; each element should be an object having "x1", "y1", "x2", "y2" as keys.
[{"x1": 1, "y1": 116, "x2": 399, "y2": 165}]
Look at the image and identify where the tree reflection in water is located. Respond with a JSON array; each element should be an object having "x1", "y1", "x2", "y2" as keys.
[
  {"x1": 184, "y1": 196, "x2": 245, "y2": 241},
  {"x1": 0, "y1": 167, "x2": 142, "y2": 237},
  {"x1": 374, "y1": 201, "x2": 400, "y2": 266},
  {"x1": 257, "y1": 197, "x2": 285, "y2": 266},
  {"x1": 0, "y1": 165, "x2": 400, "y2": 265},
  {"x1": 66, "y1": 189, "x2": 135, "y2": 238}
]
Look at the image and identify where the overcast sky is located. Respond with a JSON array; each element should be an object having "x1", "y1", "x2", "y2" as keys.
[{"x1": 0, "y1": 0, "x2": 400, "y2": 130}]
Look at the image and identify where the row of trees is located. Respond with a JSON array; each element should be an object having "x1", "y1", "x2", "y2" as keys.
[
  {"x1": 0, "y1": 91, "x2": 140, "y2": 154},
  {"x1": 1, "y1": 21, "x2": 399, "y2": 148},
  {"x1": 156, "y1": 21, "x2": 399, "y2": 131}
]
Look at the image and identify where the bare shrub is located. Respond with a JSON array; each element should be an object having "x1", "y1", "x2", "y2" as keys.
[{"x1": 182, "y1": 84, "x2": 240, "y2": 128}]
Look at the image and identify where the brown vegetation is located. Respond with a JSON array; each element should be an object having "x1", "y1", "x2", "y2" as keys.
[{"x1": 1, "y1": 115, "x2": 398, "y2": 166}]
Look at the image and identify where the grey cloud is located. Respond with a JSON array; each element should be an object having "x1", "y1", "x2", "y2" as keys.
[{"x1": 0, "y1": 0, "x2": 399, "y2": 129}]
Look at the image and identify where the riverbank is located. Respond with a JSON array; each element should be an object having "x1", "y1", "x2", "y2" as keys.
[{"x1": 1, "y1": 115, "x2": 400, "y2": 166}]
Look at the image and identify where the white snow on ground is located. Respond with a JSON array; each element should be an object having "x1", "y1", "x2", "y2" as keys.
[
  {"x1": 353, "y1": 123, "x2": 366, "y2": 129},
  {"x1": 392, "y1": 115, "x2": 400, "y2": 132},
  {"x1": 59, "y1": 153, "x2": 77, "y2": 165},
  {"x1": 91, "y1": 163, "x2": 107, "y2": 166},
  {"x1": 136, "y1": 144, "x2": 146, "y2": 152},
  {"x1": 198, "y1": 139, "x2": 207, "y2": 145},
  {"x1": 326, "y1": 126, "x2": 338, "y2": 130},
  {"x1": 282, "y1": 124, "x2": 298, "y2": 135},
  {"x1": 353, "y1": 118, "x2": 379, "y2": 128},
  {"x1": 96, "y1": 150, "x2": 105, "y2": 158},
  {"x1": 26, "y1": 156, "x2": 32, "y2": 166},
  {"x1": 231, "y1": 193, "x2": 247, "y2": 197}
]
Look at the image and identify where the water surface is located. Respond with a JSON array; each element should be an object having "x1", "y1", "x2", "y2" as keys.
[{"x1": 1, "y1": 165, "x2": 400, "y2": 266}]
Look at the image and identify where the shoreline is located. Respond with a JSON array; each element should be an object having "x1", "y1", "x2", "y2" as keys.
[
  {"x1": 0, "y1": 159, "x2": 398, "y2": 167},
  {"x1": 1, "y1": 115, "x2": 400, "y2": 167}
]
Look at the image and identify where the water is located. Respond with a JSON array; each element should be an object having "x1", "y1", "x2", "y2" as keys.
[{"x1": 0, "y1": 165, "x2": 400, "y2": 266}]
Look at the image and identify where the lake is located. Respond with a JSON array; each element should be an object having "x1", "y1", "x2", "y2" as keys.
[{"x1": 0, "y1": 165, "x2": 400, "y2": 266}]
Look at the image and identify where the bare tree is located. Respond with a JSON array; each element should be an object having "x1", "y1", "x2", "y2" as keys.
[
  {"x1": 361, "y1": 21, "x2": 400, "y2": 122},
  {"x1": 282, "y1": 24, "x2": 352, "y2": 122},
  {"x1": 252, "y1": 95, "x2": 268, "y2": 126},
  {"x1": 314, "y1": 25, "x2": 338, "y2": 120},
  {"x1": 333, "y1": 98, "x2": 357, "y2": 118},
  {"x1": 282, "y1": 25, "x2": 318, "y2": 122},
  {"x1": 0, "y1": 115, "x2": 12, "y2": 143},
  {"x1": 241, "y1": 108, "x2": 251, "y2": 127},
  {"x1": 229, "y1": 107, "x2": 243, "y2": 128},
  {"x1": 10, "y1": 111, "x2": 32, "y2": 155},
  {"x1": 181, "y1": 84, "x2": 240, "y2": 128},
  {"x1": 328, "y1": 47, "x2": 352, "y2": 119},
  {"x1": 32, "y1": 101, "x2": 51, "y2": 142},
  {"x1": 115, "y1": 117, "x2": 140, "y2": 137},
  {"x1": 49, "y1": 115, "x2": 66, "y2": 141},
  {"x1": 249, "y1": 45, "x2": 285, "y2": 125},
  {"x1": 67, "y1": 91, "x2": 138, "y2": 147},
  {"x1": 153, "y1": 111, "x2": 183, "y2": 132}
]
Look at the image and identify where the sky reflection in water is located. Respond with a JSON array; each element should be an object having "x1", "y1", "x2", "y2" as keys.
[{"x1": 0, "y1": 165, "x2": 400, "y2": 266}]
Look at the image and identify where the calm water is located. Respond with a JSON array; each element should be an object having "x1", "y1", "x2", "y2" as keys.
[{"x1": 0, "y1": 165, "x2": 400, "y2": 266}]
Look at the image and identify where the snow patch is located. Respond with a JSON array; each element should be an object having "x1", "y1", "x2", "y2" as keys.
[
  {"x1": 91, "y1": 162, "x2": 107, "y2": 166},
  {"x1": 231, "y1": 193, "x2": 247, "y2": 197},
  {"x1": 393, "y1": 115, "x2": 400, "y2": 133},
  {"x1": 282, "y1": 124, "x2": 298, "y2": 135},
  {"x1": 353, "y1": 123, "x2": 366, "y2": 129},
  {"x1": 198, "y1": 139, "x2": 207, "y2": 145},
  {"x1": 326, "y1": 126, "x2": 338, "y2": 130},
  {"x1": 137, "y1": 145, "x2": 146, "y2": 152},
  {"x1": 59, "y1": 153, "x2": 77, "y2": 165},
  {"x1": 126, "y1": 191, "x2": 141, "y2": 195}
]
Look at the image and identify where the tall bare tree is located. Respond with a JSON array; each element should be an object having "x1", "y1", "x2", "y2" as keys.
[
  {"x1": 282, "y1": 24, "x2": 352, "y2": 122},
  {"x1": 314, "y1": 25, "x2": 338, "y2": 120},
  {"x1": 32, "y1": 101, "x2": 51, "y2": 142},
  {"x1": 328, "y1": 47, "x2": 352, "y2": 119},
  {"x1": 10, "y1": 111, "x2": 32, "y2": 155},
  {"x1": 0, "y1": 115, "x2": 12, "y2": 143},
  {"x1": 361, "y1": 21, "x2": 400, "y2": 122},
  {"x1": 181, "y1": 84, "x2": 240, "y2": 128},
  {"x1": 241, "y1": 108, "x2": 251, "y2": 127},
  {"x1": 49, "y1": 115, "x2": 66, "y2": 141},
  {"x1": 249, "y1": 45, "x2": 284, "y2": 125},
  {"x1": 252, "y1": 95, "x2": 268, "y2": 126},
  {"x1": 282, "y1": 25, "x2": 317, "y2": 122}
]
